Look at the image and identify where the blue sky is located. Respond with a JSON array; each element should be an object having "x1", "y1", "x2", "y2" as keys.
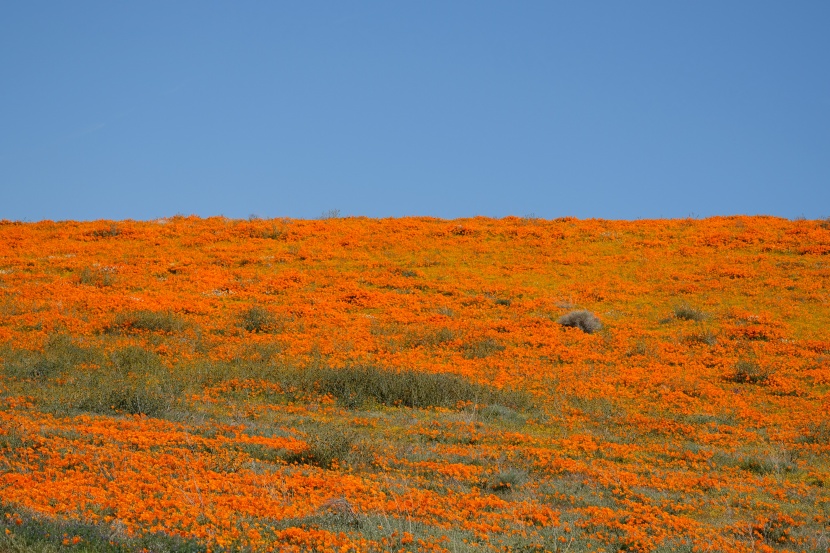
[{"x1": 2, "y1": 2, "x2": 828, "y2": 221}]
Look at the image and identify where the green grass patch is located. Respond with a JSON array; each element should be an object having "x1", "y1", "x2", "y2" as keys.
[
  {"x1": 105, "y1": 310, "x2": 186, "y2": 334},
  {"x1": 673, "y1": 303, "x2": 707, "y2": 321},
  {"x1": 0, "y1": 501, "x2": 205, "y2": 553},
  {"x1": 237, "y1": 305, "x2": 279, "y2": 333},
  {"x1": 403, "y1": 327, "x2": 457, "y2": 349},
  {"x1": 77, "y1": 267, "x2": 115, "y2": 287},
  {"x1": 3, "y1": 339, "x2": 531, "y2": 419},
  {"x1": 283, "y1": 425, "x2": 356, "y2": 470},
  {"x1": 298, "y1": 364, "x2": 529, "y2": 410},
  {"x1": 2, "y1": 341, "x2": 182, "y2": 418},
  {"x1": 1, "y1": 334, "x2": 105, "y2": 381},
  {"x1": 461, "y1": 337, "x2": 505, "y2": 359},
  {"x1": 730, "y1": 358, "x2": 772, "y2": 385}
]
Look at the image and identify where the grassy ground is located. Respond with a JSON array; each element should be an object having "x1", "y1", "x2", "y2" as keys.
[{"x1": 0, "y1": 215, "x2": 828, "y2": 552}]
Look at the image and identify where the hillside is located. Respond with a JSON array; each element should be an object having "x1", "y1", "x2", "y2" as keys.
[{"x1": 1, "y1": 216, "x2": 828, "y2": 552}]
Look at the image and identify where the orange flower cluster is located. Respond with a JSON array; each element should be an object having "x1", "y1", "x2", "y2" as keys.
[{"x1": 0, "y1": 215, "x2": 828, "y2": 552}]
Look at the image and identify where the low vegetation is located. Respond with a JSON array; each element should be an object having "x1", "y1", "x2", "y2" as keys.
[
  {"x1": 673, "y1": 303, "x2": 707, "y2": 321},
  {"x1": 0, "y1": 215, "x2": 828, "y2": 552},
  {"x1": 106, "y1": 310, "x2": 186, "y2": 334},
  {"x1": 238, "y1": 305, "x2": 278, "y2": 333},
  {"x1": 557, "y1": 309, "x2": 602, "y2": 333}
]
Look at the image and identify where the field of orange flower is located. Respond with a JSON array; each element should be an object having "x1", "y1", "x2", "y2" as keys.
[{"x1": 0, "y1": 215, "x2": 828, "y2": 553}]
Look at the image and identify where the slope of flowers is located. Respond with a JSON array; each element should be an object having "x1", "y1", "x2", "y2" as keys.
[{"x1": 0, "y1": 215, "x2": 828, "y2": 552}]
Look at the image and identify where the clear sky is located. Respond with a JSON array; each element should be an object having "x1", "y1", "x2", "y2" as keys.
[{"x1": 2, "y1": 2, "x2": 828, "y2": 221}]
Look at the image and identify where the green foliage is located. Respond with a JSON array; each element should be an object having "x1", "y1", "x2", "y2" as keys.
[
  {"x1": 755, "y1": 514, "x2": 795, "y2": 545},
  {"x1": 436, "y1": 306, "x2": 455, "y2": 318},
  {"x1": 67, "y1": 346, "x2": 182, "y2": 417},
  {"x1": 484, "y1": 468, "x2": 528, "y2": 493},
  {"x1": 462, "y1": 337, "x2": 505, "y2": 359},
  {"x1": 715, "y1": 447, "x2": 798, "y2": 477},
  {"x1": 260, "y1": 223, "x2": 288, "y2": 240},
  {"x1": 76, "y1": 376, "x2": 172, "y2": 417},
  {"x1": 0, "y1": 427, "x2": 25, "y2": 452},
  {"x1": 1, "y1": 339, "x2": 183, "y2": 418},
  {"x1": 87, "y1": 224, "x2": 121, "y2": 239},
  {"x1": 682, "y1": 328, "x2": 718, "y2": 346},
  {"x1": 1, "y1": 334, "x2": 104, "y2": 381},
  {"x1": 479, "y1": 404, "x2": 526, "y2": 426},
  {"x1": 298, "y1": 364, "x2": 529, "y2": 411},
  {"x1": 238, "y1": 305, "x2": 277, "y2": 333},
  {"x1": 673, "y1": 303, "x2": 707, "y2": 321},
  {"x1": 738, "y1": 456, "x2": 778, "y2": 475},
  {"x1": 800, "y1": 420, "x2": 830, "y2": 444},
  {"x1": 2, "y1": 337, "x2": 529, "y2": 420},
  {"x1": 404, "y1": 327, "x2": 457, "y2": 349},
  {"x1": 283, "y1": 426, "x2": 355, "y2": 470},
  {"x1": 107, "y1": 310, "x2": 186, "y2": 334},
  {"x1": 60, "y1": 346, "x2": 181, "y2": 418},
  {"x1": 236, "y1": 442, "x2": 285, "y2": 464},
  {"x1": 77, "y1": 267, "x2": 114, "y2": 287},
  {"x1": 731, "y1": 358, "x2": 771, "y2": 385},
  {"x1": 626, "y1": 339, "x2": 654, "y2": 357},
  {"x1": 557, "y1": 310, "x2": 602, "y2": 334},
  {"x1": 0, "y1": 501, "x2": 205, "y2": 553}
]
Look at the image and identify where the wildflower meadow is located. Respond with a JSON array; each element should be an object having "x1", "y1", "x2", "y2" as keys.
[{"x1": 0, "y1": 216, "x2": 828, "y2": 552}]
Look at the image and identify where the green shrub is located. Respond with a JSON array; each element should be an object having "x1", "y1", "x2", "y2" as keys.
[
  {"x1": 0, "y1": 427, "x2": 24, "y2": 452},
  {"x1": 237, "y1": 442, "x2": 285, "y2": 464},
  {"x1": 755, "y1": 514, "x2": 795, "y2": 545},
  {"x1": 238, "y1": 305, "x2": 277, "y2": 333},
  {"x1": 298, "y1": 364, "x2": 529, "y2": 411},
  {"x1": 260, "y1": 223, "x2": 288, "y2": 240},
  {"x1": 626, "y1": 339, "x2": 653, "y2": 357},
  {"x1": 731, "y1": 359, "x2": 771, "y2": 385},
  {"x1": 462, "y1": 337, "x2": 505, "y2": 359},
  {"x1": 318, "y1": 497, "x2": 362, "y2": 528},
  {"x1": 404, "y1": 327, "x2": 457, "y2": 348},
  {"x1": 1, "y1": 334, "x2": 104, "y2": 380},
  {"x1": 485, "y1": 468, "x2": 527, "y2": 493},
  {"x1": 87, "y1": 223, "x2": 120, "y2": 238},
  {"x1": 284, "y1": 426, "x2": 354, "y2": 469},
  {"x1": 800, "y1": 420, "x2": 830, "y2": 444},
  {"x1": 77, "y1": 267, "x2": 114, "y2": 287},
  {"x1": 557, "y1": 310, "x2": 602, "y2": 334},
  {"x1": 110, "y1": 346, "x2": 162, "y2": 374},
  {"x1": 1, "y1": 351, "x2": 58, "y2": 381},
  {"x1": 436, "y1": 306, "x2": 455, "y2": 318},
  {"x1": 479, "y1": 404, "x2": 526, "y2": 426},
  {"x1": 737, "y1": 450, "x2": 796, "y2": 476},
  {"x1": 673, "y1": 303, "x2": 706, "y2": 321},
  {"x1": 77, "y1": 377, "x2": 171, "y2": 417},
  {"x1": 0, "y1": 501, "x2": 205, "y2": 553},
  {"x1": 683, "y1": 328, "x2": 718, "y2": 346},
  {"x1": 107, "y1": 310, "x2": 185, "y2": 334},
  {"x1": 67, "y1": 346, "x2": 181, "y2": 417}
]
